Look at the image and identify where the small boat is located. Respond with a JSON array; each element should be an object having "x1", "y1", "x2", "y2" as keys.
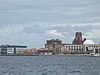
[
  {"x1": 90, "y1": 48, "x2": 100, "y2": 56},
  {"x1": 90, "y1": 53, "x2": 100, "y2": 56}
]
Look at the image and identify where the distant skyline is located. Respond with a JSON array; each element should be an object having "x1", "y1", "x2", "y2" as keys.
[{"x1": 0, "y1": 0, "x2": 100, "y2": 48}]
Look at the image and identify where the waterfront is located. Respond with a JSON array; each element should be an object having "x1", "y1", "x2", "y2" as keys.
[{"x1": 0, "y1": 56, "x2": 100, "y2": 75}]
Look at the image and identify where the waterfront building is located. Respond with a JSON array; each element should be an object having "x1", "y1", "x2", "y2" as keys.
[
  {"x1": 45, "y1": 39, "x2": 66, "y2": 54},
  {"x1": 65, "y1": 39, "x2": 100, "y2": 54},
  {"x1": 54, "y1": 43, "x2": 67, "y2": 54},
  {"x1": 37, "y1": 48, "x2": 53, "y2": 55},
  {"x1": 43, "y1": 32, "x2": 100, "y2": 54},
  {"x1": 0, "y1": 45, "x2": 27, "y2": 54},
  {"x1": 65, "y1": 40, "x2": 100, "y2": 54},
  {"x1": 65, "y1": 44, "x2": 83, "y2": 53},
  {"x1": 7, "y1": 47, "x2": 14, "y2": 54},
  {"x1": 23, "y1": 48, "x2": 36, "y2": 55},
  {"x1": 83, "y1": 40, "x2": 100, "y2": 53},
  {"x1": 45, "y1": 39, "x2": 62, "y2": 48}
]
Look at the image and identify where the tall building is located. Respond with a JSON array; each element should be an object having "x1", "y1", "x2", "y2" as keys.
[{"x1": 72, "y1": 32, "x2": 86, "y2": 45}]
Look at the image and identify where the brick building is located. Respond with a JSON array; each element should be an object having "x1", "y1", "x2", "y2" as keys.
[{"x1": 72, "y1": 32, "x2": 86, "y2": 45}]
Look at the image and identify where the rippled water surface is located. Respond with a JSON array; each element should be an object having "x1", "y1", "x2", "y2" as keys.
[{"x1": 0, "y1": 55, "x2": 100, "y2": 75}]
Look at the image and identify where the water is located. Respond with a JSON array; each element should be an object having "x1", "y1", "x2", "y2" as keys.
[{"x1": 0, "y1": 55, "x2": 100, "y2": 75}]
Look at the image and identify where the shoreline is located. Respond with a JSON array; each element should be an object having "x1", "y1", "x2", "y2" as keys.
[
  {"x1": 0, "y1": 54, "x2": 39, "y2": 56},
  {"x1": 0, "y1": 54, "x2": 92, "y2": 56}
]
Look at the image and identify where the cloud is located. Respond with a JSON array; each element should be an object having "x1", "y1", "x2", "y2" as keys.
[
  {"x1": 0, "y1": 0, "x2": 100, "y2": 48},
  {"x1": 46, "y1": 30, "x2": 62, "y2": 37},
  {"x1": 0, "y1": 24, "x2": 100, "y2": 48},
  {"x1": 23, "y1": 24, "x2": 46, "y2": 34},
  {"x1": 0, "y1": 26, "x2": 23, "y2": 36},
  {"x1": 0, "y1": 0, "x2": 100, "y2": 26},
  {"x1": 47, "y1": 24, "x2": 100, "y2": 43},
  {"x1": 84, "y1": 28, "x2": 100, "y2": 39}
]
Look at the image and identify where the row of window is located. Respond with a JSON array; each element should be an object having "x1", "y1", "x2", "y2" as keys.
[
  {"x1": 68, "y1": 48, "x2": 83, "y2": 50},
  {"x1": 89, "y1": 46, "x2": 100, "y2": 47},
  {"x1": 66, "y1": 46, "x2": 82, "y2": 48}
]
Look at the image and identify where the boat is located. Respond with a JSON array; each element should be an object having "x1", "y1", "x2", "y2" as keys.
[
  {"x1": 90, "y1": 48, "x2": 100, "y2": 56},
  {"x1": 90, "y1": 53, "x2": 100, "y2": 56}
]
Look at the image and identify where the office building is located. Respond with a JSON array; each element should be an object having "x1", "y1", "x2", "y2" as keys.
[{"x1": 0, "y1": 45, "x2": 27, "y2": 54}]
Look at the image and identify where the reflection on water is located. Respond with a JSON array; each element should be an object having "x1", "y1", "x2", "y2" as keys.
[{"x1": 0, "y1": 55, "x2": 100, "y2": 75}]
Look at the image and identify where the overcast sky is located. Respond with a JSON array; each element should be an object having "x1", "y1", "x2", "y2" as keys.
[{"x1": 0, "y1": 0, "x2": 100, "y2": 48}]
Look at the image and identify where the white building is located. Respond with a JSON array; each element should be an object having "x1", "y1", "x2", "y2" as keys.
[
  {"x1": 65, "y1": 44, "x2": 83, "y2": 53},
  {"x1": 7, "y1": 47, "x2": 14, "y2": 54},
  {"x1": 83, "y1": 40, "x2": 100, "y2": 53},
  {"x1": 65, "y1": 40, "x2": 100, "y2": 54},
  {"x1": 0, "y1": 45, "x2": 27, "y2": 54}
]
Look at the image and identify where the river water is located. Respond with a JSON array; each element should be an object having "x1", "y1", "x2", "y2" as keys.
[{"x1": 0, "y1": 55, "x2": 100, "y2": 75}]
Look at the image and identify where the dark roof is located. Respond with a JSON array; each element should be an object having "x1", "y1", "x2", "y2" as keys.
[{"x1": 0, "y1": 45, "x2": 27, "y2": 48}]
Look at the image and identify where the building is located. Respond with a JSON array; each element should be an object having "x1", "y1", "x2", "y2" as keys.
[
  {"x1": 0, "y1": 45, "x2": 27, "y2": 54},
  {"x1": 65, "y1": 39, "x2": 100, "y2": 54},
  {"x1": 45, "y1": 39, "x2": 62, "y2": 48},
  {"x1": 23, "y1": 48, "x2": 37, "y2": 55},
  {"x1": 37, "y1": 48, "x2": 53, "y2": 55},
  {"x1": 54, "y1": 43, "x2": 67, "y2": 54},
  {"x1": 72, "y1": 32, "x2": 86, "y2": 45},
  {"x1": 83, "y1": 40, "x2": 100, "y2": 53},
  {"x1": 65, "y1": 44, "x2": 83, "y2": 54},
  {"x1": 43, "y1": 32, "x2": 100, "y2": 54},
  {"x1": 45, "y1": 39, "x2": 66, "y2": 54}
]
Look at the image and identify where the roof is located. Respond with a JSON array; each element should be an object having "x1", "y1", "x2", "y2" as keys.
[
  {"x1": 83, "y1": 40, "x2": 95, "y2": 44},
  {"x1": 0, "y1": 45, "x2": 27, "y2": 48}
]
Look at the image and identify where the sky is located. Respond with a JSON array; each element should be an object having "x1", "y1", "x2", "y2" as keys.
[{"x1": 0, "y1": 0, "x2": 100, "y2": 48}]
